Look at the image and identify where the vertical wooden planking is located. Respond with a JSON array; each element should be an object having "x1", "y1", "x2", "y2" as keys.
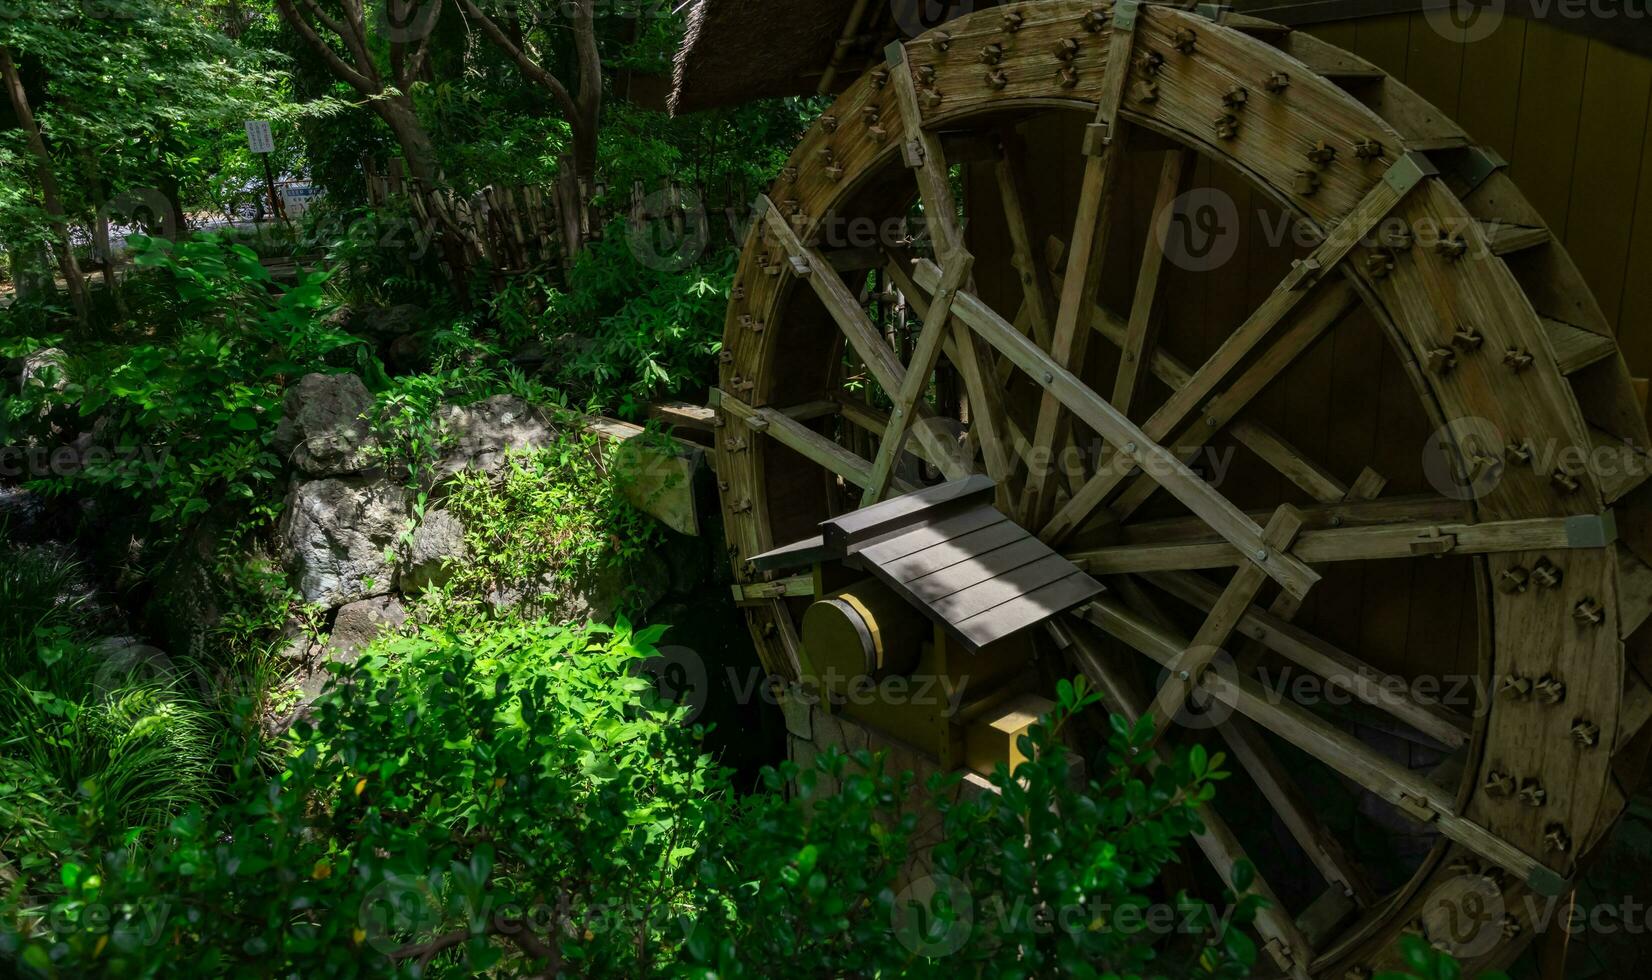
[
  {"x1": 1351, "y1": 16, "x2": 1415, "y2": 671},
  {"x1": 1301, "y1": 17, "x2": 1367, "y2": 651},
  {"x1": 1507, "y1": 22, "x2": 1590, "y2": 232},
  {"x1": 1353, "y1": 14, "x2": 1411, "y2": 79},
  {"x1": 1400, "y1": 13, "x2": 1465, "y2": 119},
  {"x1": 1455, "y1": 17, "x2": 1527, "y2": 156},
  {"x1": 1618, "y1": 95, "x2": 1652, "y2": 377},
  {"x1": 1565, "y1": 40, "x2": 1652, "y2": 331}
]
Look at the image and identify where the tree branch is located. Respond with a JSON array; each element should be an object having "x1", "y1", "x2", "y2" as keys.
[
  {"x1": 459, "y1": 0, "x2": 580, "y2": 124},
  {"x1": 274, "y1": 0, "x2": 375, "y2": 94}
]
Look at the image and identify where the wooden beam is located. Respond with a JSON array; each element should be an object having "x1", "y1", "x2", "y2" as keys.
[
  {"x1": 1112, "y1": 149, "x2": 1192, "y2": 419},
  {"x1": 1220, "y1": 715, "x2": 1378, "y2": 906},
  {"x1": 864, "y1": 251, "x2": 975, "y2": 505},
  {"x1": 1058, "y1": 615, "x2": 1316, "y2": 979},
  {"x1": 1043, "y1": 153, "x2": 1438, "y2": 545},
  {"x1": 886, "y1": 42, "x2": 1015, "y2": 494},
  {"x1": 1145, "y1": 570, "x2": 1473, "y2": 749},
  {"x1": 759, "y1": 197, "x2": 969, "y2": 481},
  {"x1": 1071, "y1": 514, "x2": 1611, "y2": 574},
  {"x1": 1021, "y1": 9, "x2": 1141, "y2": 528},
  {"x1": 996, "y1": 130, "x2": 1057, "y2": 353},
  {"x1": 910, "y1": 258, "x2": 1321, "y2": 602},
  {"x1": 1116, "y1": 493, "x2": 1461, "y2": 547},
  {"x1": 1075, "y1": 597, "x2": 1565, "y2": 895},
  {"x1": 717, "y1": 388, "x2": 916, "y2": 495},
  {"x1": 1109, "y1": 282, "x2": 1359, "y2": 521},
  {"x1": 1147, "y1": 507, "x2": 1306, "y2": 731},
  {"x1": 732, "y1": 574, "x2": 813, "y2": 604}
]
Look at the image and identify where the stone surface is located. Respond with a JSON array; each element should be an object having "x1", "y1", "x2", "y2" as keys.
[
  {"x1": 432, "y1": 395, "x2": 554, "y2": 484},
  {"x1": 279, "y1": 476, "x2": 411, "y2": 608},
  {"x1": 325, "y1": 594, "x2": 408, "y2": 663},
  {"x1": 18, "y1": 347, "x2": 69, "y2": 392},
  {"x1": 356, "y1": 303, "x2": 423, "y2": 340},
  {"x1": 400, "y1": 509, "x2": 468, "y2": 593},
  {"x1": 271, "y1": 373, "x2": 380, "y2": 476}
]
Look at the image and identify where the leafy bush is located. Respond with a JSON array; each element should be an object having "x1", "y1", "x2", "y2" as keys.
[
  {"x1": 440, "y1": 441, "x2": 663, "y2": 613},
  {"x1": 19, "y1": 233, "x2": 366, "y2": 526},
  {"x1": 2, "y1": 618, "x2": 1264, "y2": 979},
  {"x1": 543, "y1": 231, "x2": 731, "y2": 418},
  {"x1": 1376, "y1": 936, "x2": 1509, "y2": 980},
  {"x1": 0, "y1": 546, "x2": 217, "y2": 847}
]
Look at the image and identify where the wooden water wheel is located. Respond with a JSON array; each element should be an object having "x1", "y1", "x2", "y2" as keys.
[{"x1": 710, "y1": 2, "x2": 1652, "y2": 975}]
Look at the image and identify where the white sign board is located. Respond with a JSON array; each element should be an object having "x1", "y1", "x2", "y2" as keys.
[
  {"x1": 244, "y1": 119, "x2": 275, "y2": 155},
  {"x1": 279, "y1": 183, "x2": 325, "y2": 218}
]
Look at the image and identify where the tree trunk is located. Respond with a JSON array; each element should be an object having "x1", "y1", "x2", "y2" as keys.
[{"x1": 1, "y1": 46, "x2": 90, "y2": 323}]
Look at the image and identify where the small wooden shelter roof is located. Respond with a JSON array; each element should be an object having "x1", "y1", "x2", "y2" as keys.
[
  {"x1": 751, "y1": 476, "x2": 1104, "y2": 652},
  {"x1": 669, "y1": 0, "x2": 1652, "y2": 115}
]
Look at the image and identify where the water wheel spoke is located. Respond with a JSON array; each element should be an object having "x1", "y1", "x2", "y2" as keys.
[
  {"x1": 1143, "y1": 569, "x2": 1472, "y2": 750},
  {"x1": 1109, "y1": 283, "x2": 1360, "y2": 520},
  {"x1": 889, "y1": 42, "x2": 1016, "y2": 493},
  {"x1": 995, "y1": 128, "x2": 1058, "y2": 354},
  {"x1": 1017, "y1": 9, "x2": 1143, "y2": 529},
  {"x1": 1059, "y1": 616, "x2": 1316, "y2": 979},
  {"x1": 1074, "y1": 596, "x2": 1562, "y2": 894},
  {"x1": 1111, "y1": 149, "x2": 1193, "y2": 419},
  {"x1": 911, "y1": 257, "x2": 1321, "y2": 601},
  {"x1": 863, "y1": 251, "x2": 976, "y2": 505},
  {"x1": 1045, "y1": 153, "x2": 1438, "y2": 545},
  {"x1": 1146, "y1": 506, "x2": 1308, "y2": 736},
  {"x1": 1073, "y1": 513, "x2": 1610, "y2": 574},
  {"x1": 760, "y1": 196, "x2": 970, "y2": 481},
  {"x1": 716, "y1": 389, "x2": 918, "y2": 496},
  {"x1": 1219, "y1": 714, "x2": 1378, "y2": 907}
]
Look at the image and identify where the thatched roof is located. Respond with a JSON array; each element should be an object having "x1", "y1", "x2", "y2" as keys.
[
  {"x1": 670, "y1": 0, "x2": 873, "y2": 114},
  {"x1": 669, "y1": 0, "x2": 1652, "y2": 115}
]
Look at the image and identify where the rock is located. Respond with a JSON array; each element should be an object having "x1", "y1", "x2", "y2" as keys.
[
  {"x1": 278, "y1": 476, "x2": 411, "y2": 608},
  {"x1": 432, "y1": 395, "x2": 555, "y2": 484},
  {"x1": 401, "y1": 509, "x2": 468, "y2": 593},
  {"x1": 271, "y1": 373, "x2": 380, "y2": 476},
  {"x1": 509, "y1": 340, "x2": 548, "y2": 374},
  {"x1": 18, "y1": 347, "x2": 69, "y2": 392},
  {"x1": 386, "y1": 333, "x2": 429, "y2": 374},
  {"x1": 325, "y1": 594, "x2": 407, "y2": 663},
  {"x1": 356, "y1": 304, "x2": 424, "y2": 340}
]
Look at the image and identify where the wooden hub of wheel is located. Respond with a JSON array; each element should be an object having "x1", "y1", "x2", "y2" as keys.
[{"x1": 710, "y1": 3, "x2": 1652, "y2": 975}]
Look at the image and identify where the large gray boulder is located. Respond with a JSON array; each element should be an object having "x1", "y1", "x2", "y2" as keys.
[
  {"x1": 279, "y1": 476, "x2": 411, "y2": 607},
  {"x1": 432, "y1": 395, "x2": 554, "y2": 484},
  {"x1": 272, "y1": 373, "x2": 380, "y2": 476},
  {"x1": 400, "y1": 509, "x2": 468, "y2": 593}
]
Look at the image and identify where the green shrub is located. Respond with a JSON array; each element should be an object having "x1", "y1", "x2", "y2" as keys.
[
  {"x1": 0, "y1": 547, "x2": 217, "y2": 846},
  {"x1": 19, "y1": 233, "x2": 365, "y2": 527},
  {"x1": 2, "y1": 619, "x2": 1262, "y2": 979},
  {"x1": 440, "y1": 441, "x2": 662, "y2": 614},
  {"x1": 1376, "y1": 936, "x2": 1510, "y2": 980}
]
